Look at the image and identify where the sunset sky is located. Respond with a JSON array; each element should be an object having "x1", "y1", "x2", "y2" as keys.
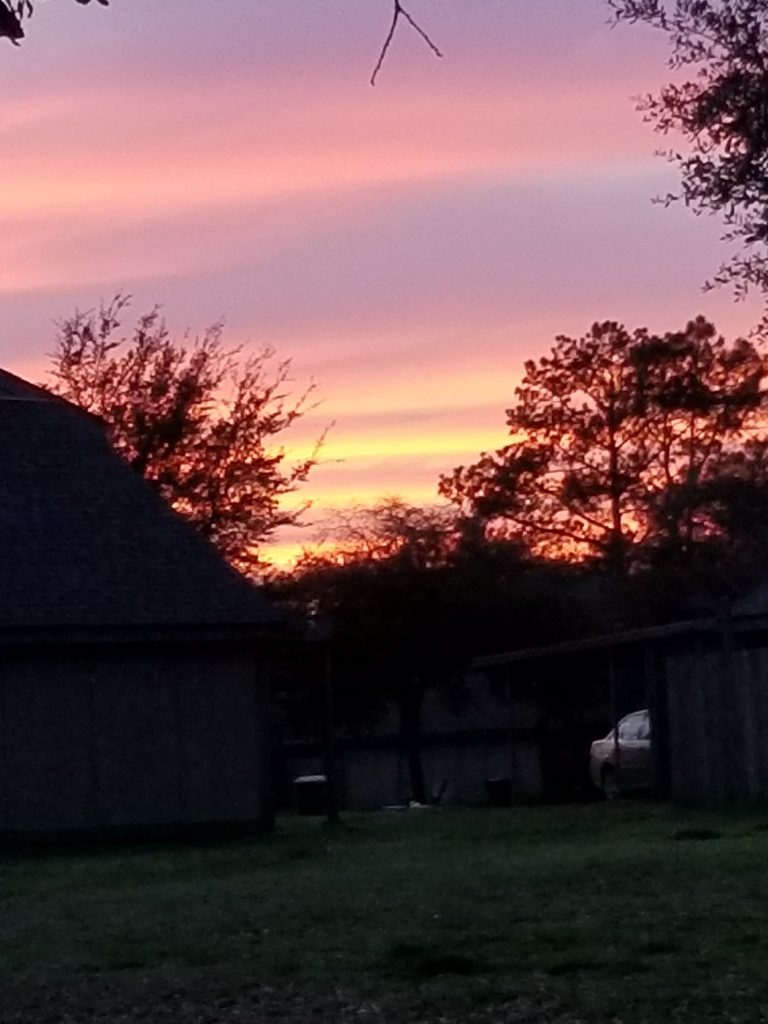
[{"x1": 2, "y1": 0, "x2": 763, "y2": 564}]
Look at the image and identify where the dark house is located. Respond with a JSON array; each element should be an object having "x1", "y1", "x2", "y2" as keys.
[{"x1": 0, "y1": 369, "x2": 281, "y2": 840}]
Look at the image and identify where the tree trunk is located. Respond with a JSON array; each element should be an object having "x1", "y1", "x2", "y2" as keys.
[
  {"x1": 398, "y1": 680, "x2": 427, "y2": 804},
  {"x1": 606, "y1": 405, "x2": 627, "y2": 579}
]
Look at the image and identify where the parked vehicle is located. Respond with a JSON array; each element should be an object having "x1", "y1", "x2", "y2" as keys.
[{"x1": 590, "y1": 709, "x2": 651, "y2": 799}]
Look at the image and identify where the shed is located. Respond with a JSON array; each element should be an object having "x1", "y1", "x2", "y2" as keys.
[
  {"x1": 476, "y1": 611, "x2": 768, "y2": 806},
  {"x1": 0, "y1": 369, "x2": 283, "y2": 840}
]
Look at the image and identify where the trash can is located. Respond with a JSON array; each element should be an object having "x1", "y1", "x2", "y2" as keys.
[
  {"x1": 485, "y1": 777, "x2": 512, "y2": 807},
  {"x1": 294, "y1": 774, "x2": 327, "y2": 815}
]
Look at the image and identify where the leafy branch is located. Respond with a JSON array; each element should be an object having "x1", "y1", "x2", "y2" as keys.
[{"x1": 0, "y1": 0, "x2": 107, "y2": 44}]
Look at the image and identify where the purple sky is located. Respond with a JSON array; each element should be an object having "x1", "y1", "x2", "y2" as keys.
[{"x1": 2, "y1": 0, "x2": 761, "y2": 562}]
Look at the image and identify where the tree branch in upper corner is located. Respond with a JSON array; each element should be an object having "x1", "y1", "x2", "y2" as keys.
[{"x1": 371, "y1": 0, "x2": 442, "y2": 86}]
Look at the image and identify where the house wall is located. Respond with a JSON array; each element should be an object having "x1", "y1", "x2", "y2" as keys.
[
  {"x1": 281, "y1": 668, "x2": 617, "y2": 811},
  {"x1": 0, "y1": 645, "x2": 271, "y2": 836},
  {"x1": 284, "y1": 735, "x2": 538, "y2": 811},
  {"x1": 282, "y1": 675, "x2": 526, "y2": 810},
  {"x1": 665, "y1": 639, "x2": 768, "y2": 805},
  {"x1": 339, "y1": 739, "x2": 517, "y2": 809}
]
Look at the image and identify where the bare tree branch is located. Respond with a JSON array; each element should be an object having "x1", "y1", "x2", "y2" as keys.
[
  {"x1": 5, "y1": 0, "x2": 441, "y2": 83},
  {"x1": 370, "y1": 0, "x2": 442, "y2": 86}
]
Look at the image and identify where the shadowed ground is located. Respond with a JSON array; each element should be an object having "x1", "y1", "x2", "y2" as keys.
[{"x1": 2, "y1": 804, "x2": 768, "y2": 1022}]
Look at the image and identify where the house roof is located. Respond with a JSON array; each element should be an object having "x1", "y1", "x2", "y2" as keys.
[
  {"x1": 0, "y1": 369, "x2": 48, "y2": 399},
  {"x1": 0, "y1": 370, "x2": 279, "y2": 631}
]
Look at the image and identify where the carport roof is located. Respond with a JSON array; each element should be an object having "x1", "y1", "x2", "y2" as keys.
[{"x1": 473, "y1": 614, "x2": 768, "y2": 670}]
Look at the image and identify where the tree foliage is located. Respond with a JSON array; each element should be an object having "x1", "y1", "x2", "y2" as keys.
[
  {"x1": 278, "y1": 497, "x2": 605, "y2": 801},
  {"x1": 279, "y1": 499, "x2": 462, "y2": 803},
  {"x1": 48, "y1": 294, "x2": 320, "y2": 574},
  {"x1": 611, "y1": 0, "x2": 768, "y2": 299},
  {"x1": 308, "y1": 498, "x2": 459, "y2": 570},
  {"x1": 291, "y1": 499, "x2": 464, "y2": 705},
  {"x1": 440, "y1": 317, "x2": 768, "y2": 575},
  {"x1": 0, "y1": 0, "x2": 106, "y2": 45}
]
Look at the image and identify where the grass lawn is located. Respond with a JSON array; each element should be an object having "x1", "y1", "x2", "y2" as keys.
[{"x1": 3, "y1": 802, "x2": 768, "y2": 1022}]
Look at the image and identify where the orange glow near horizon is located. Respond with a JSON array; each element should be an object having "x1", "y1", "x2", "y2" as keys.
[{"x1": 3, "y1": 0, "x2": 766, "y2": 573}]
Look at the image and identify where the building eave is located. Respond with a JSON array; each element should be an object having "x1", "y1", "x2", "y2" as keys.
[{"x1": 473, "y1": 613, "x2": 768, "y2": 671}]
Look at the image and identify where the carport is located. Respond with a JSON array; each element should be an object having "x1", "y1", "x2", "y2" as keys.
[{"x1": 474, "y1": 614, "x2": 768, "y2": 806}]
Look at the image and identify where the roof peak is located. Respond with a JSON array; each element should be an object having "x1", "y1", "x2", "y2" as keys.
[
  {"x1": 0, "y1": 369, "x2": 101, "y2": 424},
  {"x1": 0, "y1": 369, "x2": 57, "y2": 402}
]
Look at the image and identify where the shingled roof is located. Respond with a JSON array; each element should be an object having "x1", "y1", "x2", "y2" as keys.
[{"x1": 0, "y1": 369, "x2": 278, "y2": 630}]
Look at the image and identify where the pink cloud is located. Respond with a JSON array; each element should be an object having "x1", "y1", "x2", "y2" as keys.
[{"x1": 2, "y1": 0, "x2": 760, "y2": 562}]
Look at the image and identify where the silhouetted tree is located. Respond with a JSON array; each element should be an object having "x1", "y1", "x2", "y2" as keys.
[
  {"x1": 611, "y1": 0, "x2": 768, "y2": 302},
  {"x1": 48, "y1": 294, "x2": 321, "y2": 574},
  {"x1": 440, "y1": 317, "x2": 768, "y2": 575},
  {"x1": 642, "y1": 436, "x2": 768, "y2": 588},
  {"x1": 0, "y1": 0, "x2": 107, "y2": 45},
  {"x1": 285, "y1": 499, "x2": 461, "y2": 804},
  {"x1": 278, "y1": 497, "x2": 605, "y2": 802}
]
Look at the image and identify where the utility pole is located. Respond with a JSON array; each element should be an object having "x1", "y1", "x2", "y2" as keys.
[{"x1": 322, "y1": 636, "x2": 339, "y2": 825}]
